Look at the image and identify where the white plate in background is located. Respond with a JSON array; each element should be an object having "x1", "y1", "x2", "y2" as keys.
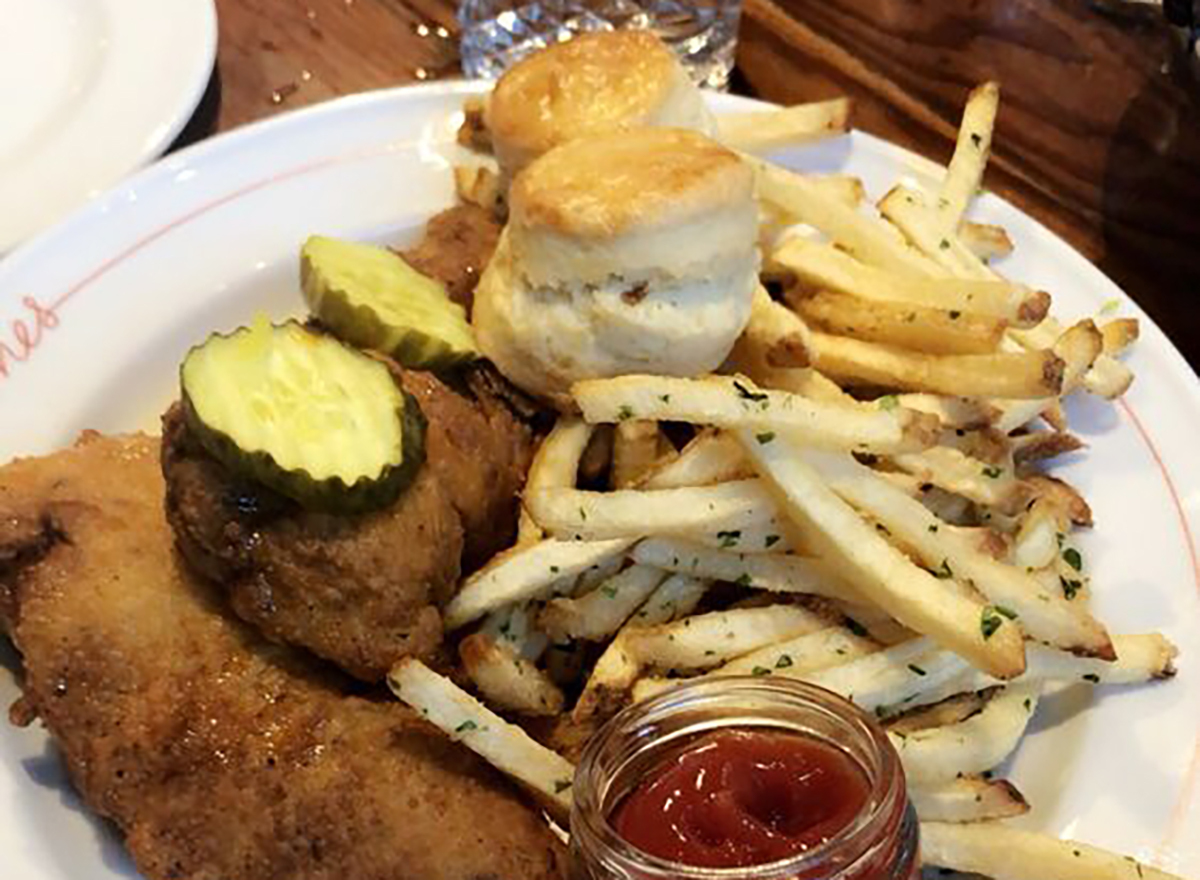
[
  {"x1": 0, "y1": 0, "x2": 218, "y2": 252},
  {"x1": 0, "y1": 81, "x2": 1197, "y2": 879}
]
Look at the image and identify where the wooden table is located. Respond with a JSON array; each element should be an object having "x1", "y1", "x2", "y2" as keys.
[{"x1": 193, "y1": 0, "x2": 1200, "y2": 366}]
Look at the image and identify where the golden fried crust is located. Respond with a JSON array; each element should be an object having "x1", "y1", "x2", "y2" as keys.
[
  {"x1": 161, "y1": 404, "x2": 464, "y2": 681},
  {"x1": 511, "y1": 128, "x2": 752, "y2": 239},
  {"x1": 0, "y1": 433, "x2": 565, "y2": 880},
  {"x1": 487, "y1": 31, "x2": 679, "y2": 169}
]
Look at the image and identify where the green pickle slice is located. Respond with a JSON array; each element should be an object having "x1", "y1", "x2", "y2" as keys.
[
  {"x1": 301, "y1": 235, "x2": 479, "y2": 370},
  {"x1": 181, "y1": 319, "x2": 426, "y2": 513}
]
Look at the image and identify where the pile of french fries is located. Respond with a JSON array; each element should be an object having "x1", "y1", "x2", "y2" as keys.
[{"x1": 393, "y1": 84, "x2": 1183, "y2": 880}]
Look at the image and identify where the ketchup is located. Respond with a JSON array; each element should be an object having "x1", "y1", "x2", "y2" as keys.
[{"x1": 610, "y1": 729, "x2": 871, "y2": 869}]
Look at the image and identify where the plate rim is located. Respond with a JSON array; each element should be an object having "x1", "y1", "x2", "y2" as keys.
[{"x1": 0, "y1": 77, "x2": 1198, "y2": 876}]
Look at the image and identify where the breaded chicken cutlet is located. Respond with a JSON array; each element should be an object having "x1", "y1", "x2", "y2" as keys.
[
  {"x1": 0, "y1": 432, "x2": 565, "y2": 880},
  {"x1": 162, "y1": 364, "x2": 536, "y2": 681}
]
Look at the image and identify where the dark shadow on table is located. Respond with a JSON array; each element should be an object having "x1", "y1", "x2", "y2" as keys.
[{"x1": 168, "y1": 65, "x2": 224, "y2": 155}]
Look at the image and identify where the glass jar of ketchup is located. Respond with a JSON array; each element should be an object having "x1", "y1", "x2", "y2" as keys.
[{"x1": 570, "y1": 677, "x2": 919, "y2": 880}]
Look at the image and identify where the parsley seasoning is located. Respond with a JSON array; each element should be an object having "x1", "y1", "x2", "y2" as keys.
[
  {"x1": 775, "y1": 654, "x2": 794, "y2": 669},
  {"x1": 764, "y1": 534, "x2": 782, "y2": 549},
  {"x1": 455, "y1": 720, "x2": 478, "y2": 733},
  {"x1": 717, "y1": 529, "x2": 741, "y2": 548},
  {"x1": 939, "y1": 238, "x2": 951, "y2": 250},
  {"x1": 970, "y1": 132, "x2": 982, "y2": 148},
  {"x1": 554, "y1": 779, "x2": 572, "y2": 794},
  {"x1": 908, "y1": 664, "x2": 927, "y2": 676},
  {"x1": 1060, "y1": 575, "x2": 1082, "y2": 600},
  {"x1": 876, "y1": 395, "x2": 899, "y2": 411},
  {"x1": 1082, "y1": 673, "x2": 1100, "y2": 683},
  {"x1": 980, "y1": 606, "x2": 1004, "y2": 640},
  {"x1": 981, "y1": 465, "x2": 1003, "y2": 478},
  {"x1": 928, "y1": 524, "x2": 939, "y2": 533},
  {"x1": 601, "y1": 585, "x2": 618, "y2": 599},
  {"x1": 733, "y1": 572, "x2": 753, "y2": 588},
  {"x1": 659, "y1": 393, "x2": 671, "y2": 403},
  {"x1": 1100, "y1": 298, "x2": 1121, "y2": 315},
  {"x1": 751, "y1": 666, "x2": 771, "y2": 677},
  {"x1": 845, "y1": 619, "x2": 869, "y2": 638},
  {"x1": 1023, "y1": 698, "x2": 1032, "y2": 712},
  {"x1": 948, "y1": 310, "x2": 961, "y2": 320},
  {"x1": 617, "y1": 404, "x2": 634, "y2": 421},
  {"x1": 578, "y1": 507, "x2": 588, "y2": 521},
  {"x1": 755, "y1": 431, "x2": 776, "y2": 444},
  {"x1": 1062, "y1": 547, "x2": 1083, "y2": 571},
  {"x1": 733, "y1": 380, "x2": 768, "y2": 403},
  {"x1": 550, "y1": 565, "x2": 560, "y2": 574},
  {"x1": 934, "y1": 559, "x2": 954, "y2": 579}
]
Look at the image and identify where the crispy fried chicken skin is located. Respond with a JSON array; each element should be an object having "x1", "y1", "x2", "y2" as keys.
[
  {"x1": 0, "y1": 433, "x2": 565, "y2": 880},
  {"x1": 162, "y1": 365, "x2": 535, "y2": 681},
  {"x1": 402, "y1": 204, "x2": 502, "y2": 314}
]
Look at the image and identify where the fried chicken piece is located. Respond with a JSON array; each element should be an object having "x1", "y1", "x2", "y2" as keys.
[
  {"x1": 162, "y1": 365, "x2": 535, "y2": 680},
  {"x1": 402, "y1": 204, "x2": 502, "y2": 314},
  {"x1": 0, "y1": 433, "x2": 565, "y2": 880}
]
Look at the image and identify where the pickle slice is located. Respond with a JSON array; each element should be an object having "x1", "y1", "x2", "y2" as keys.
[
  {"x1": 181, "y1": 319, "x2": 426, "y2": 513},
  {"x1": 301, "y1": 235, "x2": 479, "y2": 370}
]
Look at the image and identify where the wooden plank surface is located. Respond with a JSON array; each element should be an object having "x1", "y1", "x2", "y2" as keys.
[{"x1": 197, "y1": 0, "x2": 1200, "y2": 365}]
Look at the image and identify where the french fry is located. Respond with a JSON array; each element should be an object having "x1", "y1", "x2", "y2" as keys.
[
  {"x1": 1024, "y1": 474, "x2": 1093, "y2": 527},
  {"x1": 1011, "y1": 430, "x2": 1086, "y2": 467},
  {"x1": 717, "y1": 98, "x2": 851, "y2": 152},
  {"x1": 878, "y1": 184, "x2": 994, "y2": 279},
  {"x1": 630, "y1": 537, "x2": 861, "y2": 603},
  {"x1": 889, "y1": 445, "x2": 1024, "y2": 510},
  {"x1": 628, "y1": 572, "x2": 711, "y2": 626},
  {"x1": 387, "y1": 659, "x2": 577, "y2": 818},
  {"x1": 992, "y1": 320, "x2": 1105, "y2": 432},
  {"x1": 960, "y1": 221, "x2": 1014, "y2": 263},
  {"x1": 809, "y1": 331, "x2": 1065, "y2": 399},
  {"x1": 885, "y1": 633, "x2": 1177, "y2": 716},
  {"x1": 611, "y1": 420, "x2": 667, "y2": 488},
  {"x1": 453, "y1": 164, "x2": 503, "y2": 214},
  {"x1": 745, "y1": 155, "x2": 942, "y2": 276},
  {"x1": 1082, "y1": 353, "x2": 1135, "y2": 398},
  {"x1": 459, "y1": 632, "x2": 565, "y2": 716},
  {"x1": 478, "y1": 603, "x2": 549, "y2": 661},
  {"x1": 895, "y1": 394, "x2": 998, "y2": 429},
  {"x1": 1100, "y1": 317, "x2": 1139, "y2": 356},
  {"x1": 572, "y1": 374, "x2": 940, "y2": 454},
  {"x1": 714, "y1": 626, "x2": 881, "y2": 677},
  {"x1": 526, "y1": 480, "x2": 776, "y2": 542},
  {"x1": 518, "y1": 416, "x2": 594, "y2": 544},
  {"x1": 572, "y1": 632, "x2": 641, "y2": 723},
  {"x1": 1011, "y1": 499, "x2": 1063, "y2": 571},
  {"x1": 538, "y1": 564, "x2": 667, "y2": 642},
  {"x1": 919, "y1": 821, "x2": 1186, "y2": 880},
  {"x1": 728, "y1": 285, "x2": 812, "y2": 369},
  {"x1": 792, "y1": 288, "x2": 1006, "y2": 355},
  {"x1": 910, "y1": 776, "x2": 1029, "y2": 823},
  {"x1": 444, "y1": 537, "x2": 636, "y2": 629},
  {"x1": 884, "y1": 689, "x2": 997, "y2": 734},
  {"x1": 936, "y1": 82, "x2": 1000, "y2": 234},
  {"x1": 639, "y1": 430, "x2": 752, "y2": 489},
  {"x1": 772, "y1": 237, "x2": 1047, "y2": 326},
  {"x1": 798, "y1": 448, "x2": 1115, "y2": 658},
  {"x1": 572, "y1": 573, "x2": 711, "y2": 723},
  {"x1": 627, "y1": 605, "x2": 832, "y2": 672},
  {"x1": 739, "y1": 431, "x2": 1027, "y2": 679},
  {"x1": 889, "y1": 683, "x2": 1040, "y2": 785},
  {"x1": 802, "y1": 637, "x2": 974, "y2": 712}
]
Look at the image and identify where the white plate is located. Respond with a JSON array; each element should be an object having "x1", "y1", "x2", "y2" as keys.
[
  {"x1": 0, "y1": 0, "x2": 217, "y2": 252},
  {"x1": 1, "y1": 81, "x2": 1198, "y2": 879}
]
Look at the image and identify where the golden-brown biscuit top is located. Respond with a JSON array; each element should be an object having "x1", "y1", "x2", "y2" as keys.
[
  {"x1": 487, "y1": 31, "x2": 680, "y2": 161},
  {"x1": 510, "y1": 127, "x2": 752, "y2": 239}
]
